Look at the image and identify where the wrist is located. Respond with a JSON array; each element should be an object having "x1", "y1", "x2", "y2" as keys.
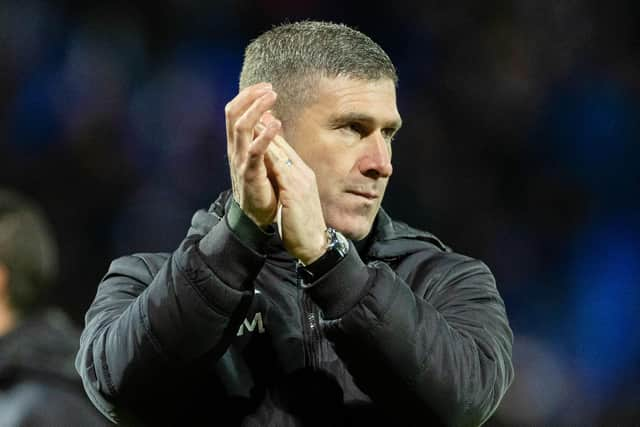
[
  {"x1": 226, "y1": 199, "x2": 274, "y2": 252},
  {"x1": 248, "y1": 214, "x2": 275, "y2": 231},
  {"x1": 241, "y1": 204, "x2": 276, "y2": 231},
  {"x1": 298, "y1": 228, "x2": 349, "y2": 285},
  {"x1": 297, "y1": 229, "x2": 329, "y2": 265},
  {"x1": 233, "y1": 195, "x2": 276, "y2": 230}
]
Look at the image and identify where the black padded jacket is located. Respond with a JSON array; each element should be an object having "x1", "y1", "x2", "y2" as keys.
[{"x1": 76, "y1": 190, "x2": 513, "y2": 426}]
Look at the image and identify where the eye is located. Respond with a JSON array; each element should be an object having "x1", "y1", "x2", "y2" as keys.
[{"x1": 340, "y1": 122, "x2": 366, "y2": 137}]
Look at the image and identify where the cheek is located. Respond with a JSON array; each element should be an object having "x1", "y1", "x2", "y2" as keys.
[
  {"x1": 316, "y1": 176, "x2": 340, "y2": 205},
  {"x1": 309, "y1": 158, "x2": 342, "y2": 190}
]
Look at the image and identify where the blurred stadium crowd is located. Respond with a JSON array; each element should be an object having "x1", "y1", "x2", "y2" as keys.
[{"x1": 1, "y1": 1, "x2": 639, "y2": 425}]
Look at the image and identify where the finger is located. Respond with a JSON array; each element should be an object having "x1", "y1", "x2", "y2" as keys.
[
  {"x1": 270, "y1": 133, "x2": 303, "y2": 164},
  {"x1": 253, "y1": 120, "x2": 295, "y2": 165},
  {"x1": 233, "y1": 91, "x2": 278, "y2": 160},
  {"x1": 254, "y1": 122, "x2": 285, "y2": 164},
  {"x1": 255, "y1": 111, "x2": 296, "y2": 161},
  {"x1": 268, "y1": 135, "x2": 316, "y2": 185},
  {"x1": 225, "y1": 82, "x2": 273, "y2": 130},
  {"x1": 260, "y1": 110, "x2": 279, "y2": 127},
  {"x1": 266, "y1": 149, "x2": 311, "y2": 205},
  {"x1": 254, "y1": 125, "x2": 311, "y2": 192},
  {"x1": 266, "y1": 140, "x2": 318, "y2": 207},
  {"x1": 264, "y1": 138, "x2": 290, "y2": 173},
  {"x1": 225, "y1": 83, "x2": 273, "y2": 148},
  {"x1": 248, "y1": 120, "x2": 281, "y2": 164},
  {"x1": 256, "y1": 123, "x2": 305, "y2": 167}
]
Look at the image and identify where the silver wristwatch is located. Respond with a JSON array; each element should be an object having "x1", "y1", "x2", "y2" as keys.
[{"x1": 298, "y1": 227, "x2": 349, "y2": 284}]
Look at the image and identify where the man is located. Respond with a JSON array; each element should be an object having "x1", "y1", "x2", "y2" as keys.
[
  {"x1": 77, "y1": 21, "x2": 513, "y2": 426},
  {"x1": 0, "y1": 189, "x2": 108, "y2": 426}
]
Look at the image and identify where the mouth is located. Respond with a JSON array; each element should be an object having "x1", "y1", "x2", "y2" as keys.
[{"x1": 346, "y1": 190, "x2": 379, "y2": 200}]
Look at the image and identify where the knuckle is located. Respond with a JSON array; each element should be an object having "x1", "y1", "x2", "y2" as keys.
[
  {"x1": 224, "y1": 102, "x2": 234, "y2": 117},
  {"x1": 233, "y1": 119, "x2": 247, "y2": 133},
  {"x1": 247, "y1": 147, "x2": 261, "y2": 158}
]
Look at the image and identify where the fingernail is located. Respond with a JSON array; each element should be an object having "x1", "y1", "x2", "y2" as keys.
[{"x1": 268, "y1": 120, "x2": 280, "y2": 129}]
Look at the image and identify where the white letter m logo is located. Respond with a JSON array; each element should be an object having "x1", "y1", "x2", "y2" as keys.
[{"x1": 237, "y1": 312, "x2": 265, "y2": 336}]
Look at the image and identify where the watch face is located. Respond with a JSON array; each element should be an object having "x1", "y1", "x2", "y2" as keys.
[
  {"x1": 327, "y1": 228, "x2": 348, "y2": 256},
  {"x1": 298, "y1": 228, "x2": 350, "y2": 285},
  {"x1": 334, "y1": 231, "x2": 349, "y2": 257}
]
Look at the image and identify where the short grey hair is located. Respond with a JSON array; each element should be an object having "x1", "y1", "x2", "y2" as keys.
[{"x1": 239, "y1": 21, "x2": 398, "y2": 124}]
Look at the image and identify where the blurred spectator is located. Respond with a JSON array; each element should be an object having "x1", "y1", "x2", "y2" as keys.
[{"x1": 0, "y1": 189, "x2": 108, "y2": 426}]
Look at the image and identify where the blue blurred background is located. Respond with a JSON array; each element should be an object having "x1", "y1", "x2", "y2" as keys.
[{"x1": 1, "y1": 1, "x2": 639, "y2": 425}]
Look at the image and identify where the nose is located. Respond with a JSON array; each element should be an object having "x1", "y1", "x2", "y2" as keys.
[{"x1": 358, "y1": 131, "x2": 393, "y2": 179}]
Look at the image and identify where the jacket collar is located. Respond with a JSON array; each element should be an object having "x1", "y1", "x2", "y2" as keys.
[
  {"x1": 366, "y1": 208, "x2": 450, "y2": 259},
  {"x1": 206, "y1": 190, "x2": 449, "y2": 261}
]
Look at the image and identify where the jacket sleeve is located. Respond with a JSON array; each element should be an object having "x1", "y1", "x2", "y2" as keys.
[
  {"x1": 306, "y1": 245, "x2": 514, "y2": 427},
  {"x1": 75, "y1": 208, "x2": 269, "y2": 423}
]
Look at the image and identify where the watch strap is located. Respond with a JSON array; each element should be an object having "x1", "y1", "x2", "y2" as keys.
[{"x1": 298, "y1": 228, "x2": 348, "y2": 284}]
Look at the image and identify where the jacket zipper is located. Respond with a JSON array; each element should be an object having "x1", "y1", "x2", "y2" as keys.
[{"x1": 298, "y1": 275, "x2": 322, "y2": 369}]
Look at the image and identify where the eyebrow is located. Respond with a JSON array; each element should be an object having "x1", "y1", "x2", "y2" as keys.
[{"x1": 328, "y1": 112, "x2": 403, "y2": 132}]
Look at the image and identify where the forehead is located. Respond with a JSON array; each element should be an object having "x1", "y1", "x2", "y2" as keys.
[{"x1": 309, "y1": 76, "x2": 401, "y2": 125}]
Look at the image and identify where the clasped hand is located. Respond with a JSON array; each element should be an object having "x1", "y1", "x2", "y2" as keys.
[{"x1": 225, "y1": 83, "x2": 327, "y2": 265}]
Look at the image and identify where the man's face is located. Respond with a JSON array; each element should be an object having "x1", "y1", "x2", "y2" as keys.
[{"x1": 284, "y1": 76, "x2": 401, "y2": 240}]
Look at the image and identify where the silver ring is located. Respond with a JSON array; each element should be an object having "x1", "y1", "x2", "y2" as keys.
[{"x1": 284, "y1": 158, "x2": 293, "y2": 167}]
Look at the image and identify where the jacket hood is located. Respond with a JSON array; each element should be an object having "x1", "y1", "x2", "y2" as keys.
[
  {"x1": 0, "y1": 309, "x2": 81, "y2": 385},
  {"x1": 189, "y1": 190, "x2": 450, "y2": 262}
]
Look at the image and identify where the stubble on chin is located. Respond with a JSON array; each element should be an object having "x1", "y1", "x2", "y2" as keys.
[
  {"x1": 322, "y1": 192, "x2": 380, "y2": 235},
  {"x1": 334, "y1": 211, "x2": 377, "y2": 240}
]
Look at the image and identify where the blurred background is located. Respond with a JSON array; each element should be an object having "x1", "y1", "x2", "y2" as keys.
[{"x1": 1, "y1": 0, "x2": 639, "y2": 425}]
